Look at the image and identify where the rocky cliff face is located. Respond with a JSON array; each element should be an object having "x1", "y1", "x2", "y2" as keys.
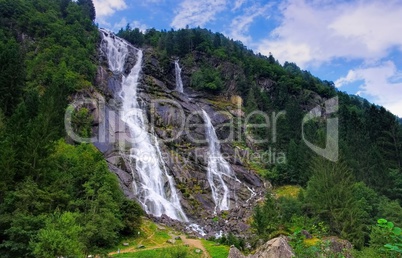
[{"x1": 90, "y1": 35, "x2": 266, "y2": 237}]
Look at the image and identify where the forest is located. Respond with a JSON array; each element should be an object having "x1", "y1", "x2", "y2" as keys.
[
  {"x1": 0, "y1": 0, "x2": 142, "y2": 257},
  {"x1": 117, "y1": 23, "x2": 402, "y2": 254},
  {"x1": 0, "y1": 0, "x2": 401, "y2": 257}
]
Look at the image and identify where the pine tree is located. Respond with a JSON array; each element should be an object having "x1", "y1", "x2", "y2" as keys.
[
  {"x1": 77, "y1": 0, "x2": 95, "y2": 21},
  {"x1": 252, "y1": 192, "x2": 280, "y2": 239},
  {"x1": 305, "y1": 158, "x2": 366, "y2": 248}
]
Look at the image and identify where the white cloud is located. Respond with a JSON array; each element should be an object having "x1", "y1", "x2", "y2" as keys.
[
  {"x1": 228, "y1": 3, "x2": 271, "y2": 46},
  {"x1": 145, "y1": 0, "x2": 164, "y2": 3},
  {"x1": 93, "y1": 0, "x2": 127, "y2": 17},
  {"x1": 130, "y1": 20, "x2": 148, "y2": 33},
  {"x1": 232, "y1": 0, "x2": 248, "y2": 11},
  {"x1": 109, "y1": 17, "x2": 147, "y2": 32},
  {"x1": 257, "y1": 0, "x2": 402, "y2": 68},
  {"x1": 112, "y1": 17, "x2": 128, "y2": 30},
  {"x1": 170, "y1": 0, "x2": 227, "y2": 29},
  {"x1": 335, "y1": 61, "x2": 402, "y2": 117}
]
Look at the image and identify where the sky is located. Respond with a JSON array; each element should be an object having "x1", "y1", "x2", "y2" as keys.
[{"x1": 93, "y1": 0, "x2": 402, "y2": 117}]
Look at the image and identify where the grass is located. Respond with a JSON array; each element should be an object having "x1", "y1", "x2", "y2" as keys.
[
  {"x1": 110, "y1": 219, "x2": 230, "y2": 258},
  {"x1": 201, "y1": 240, "x2": 230, "y2": 258},
  {"x1": 136, "y1": 219, "x2": 172, "y2": 245},
  {"x1": 112, "y1": 246, "x2": 202, "y2": 258},
  {"x1": 274, "y1": 185, "x2": 302, "y2": 198},
  {"x1": 245, "y1": 159, "x2": 271, "y2": 178},
  {"x1": 110, "y1": 218, "x2": 176, "y2": 253},
  {"x1": 206, "y1": 98, "x2": 235, "y2": 112}
]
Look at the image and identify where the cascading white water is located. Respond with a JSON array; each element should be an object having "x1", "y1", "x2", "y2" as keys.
[
  {"x1": 100, "y1": 29, "x2": 188, "y2": 222},
  {"x1": 202, "y1": 110, "x2": 235, "y2": 212},
  {"x1": 174, "y1": 60, "x2": 184, "y2": 93}
]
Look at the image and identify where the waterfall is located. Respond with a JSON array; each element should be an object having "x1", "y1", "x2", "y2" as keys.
[
  {"x1": 100, "y1": 30, "x2": 188, "y2": 222},
  {"x1": 174, "y1": 60, "x2": 184, "y2": 93},
  {"x1": 202, "y1": 110, "x2": 235, "y2": 212}
]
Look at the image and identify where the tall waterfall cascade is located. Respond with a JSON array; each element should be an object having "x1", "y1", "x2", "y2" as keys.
[
  {"x1": 202, "y1": 110, "x2": 236, "y2": 212},
  {"x1": 100, "y1": 29, "x2": 188, "y2": 222},
  {"x1": 174, "y1": 60, "x2": 184, "y2": 93}
]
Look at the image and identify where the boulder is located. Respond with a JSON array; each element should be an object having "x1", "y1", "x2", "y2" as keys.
[
  {"x1": 228, "y1": 236, "x2": 294, "y2": 258},
  {"x1": 228, "y1": 246, "x2": 246, "y2": 258},
  {"x1": 301, "y1": 230, "x2": 312, "y2": 239},
  {"x1": 322, "y1": 236, "x2": 353, "y2": 258},
  {"x1": 166, "y1": 239, "x2": 176, "y2": 244},
  {"x1": 250, "y1": 236, "x2": 294, "y2": 258}
]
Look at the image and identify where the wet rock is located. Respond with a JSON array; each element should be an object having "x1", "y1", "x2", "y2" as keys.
[
  {"x1": 108, "y1": 164, "x2": 134, "y2": 199},
  {"x1": 94, "y1": 38, "x2": 267, "y2": 238}
]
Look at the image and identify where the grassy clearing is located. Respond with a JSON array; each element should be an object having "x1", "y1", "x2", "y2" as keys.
[
  {"x1": 112, "y1": 245, "x2": 202, "y2": 258},
  {"x1": 110, "y1": 218, "x2": 176, "y2": 253},
  {"x1": 273, "y1": 185, "x2": 302, "y2": 198},
  {"x1": 201, "y1": 240, "x2": 229, "y2": 258}
]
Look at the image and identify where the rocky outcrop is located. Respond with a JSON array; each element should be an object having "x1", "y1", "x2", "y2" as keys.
[
  {"x1": 228, "y1": 236, "x2": 294, "y2": 258},
  {"x1": 250, "y1": 236, "x2": 294, "y2": 258},
  {"x1": 91, "y1": 33, "x2": 266, "y2": 237},
  {"x1": 322, "y1": 237, "x2": 353, "y2": 258},
  {"x1": 228, "y1": 246, "x2": 247, "y2": 258}
]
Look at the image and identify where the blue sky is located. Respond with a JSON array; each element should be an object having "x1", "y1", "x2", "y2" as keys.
[{"x1": 94, "y1": 0, "x2": 402, "y2": 117}]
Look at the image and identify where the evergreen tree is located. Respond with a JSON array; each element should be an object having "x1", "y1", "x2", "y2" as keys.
[
  {"x1": 0, "y1": 37, "x2": 24, "y2": 116},
  {"x1": 252, "y1": 192, "x2": 280, "y2": 239},
  {"x1": 305, "y1": 158, "x2": 366, "y2": 248},
  {"x1": 77, "y1": 0, "x2": 95, "y2": 21}
]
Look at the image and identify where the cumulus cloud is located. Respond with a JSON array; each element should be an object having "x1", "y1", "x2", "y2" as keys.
[
  {"x1": 228, "y1": 3, "x2": 271, "y2": 45},
  {"x1": 130, "y1": 20, "x2": 148, "y2": 33},
  {"x1": 170, "y1": 0, "x2": 227, "y2": 29},
  {"x1": 93, "y1": 0, "x2": 127, "y2": 17},
  {"x1": 257, "y1": 0, "x2": 402, "y2": 67},
  {"x1": 232, "y1": 0, "x2": 248, "y2": 11},
  {"x1": 112, "y1": 17, "x2": 128, "y2": 30},
  {"x1": 110, "y1": 17, "x2": 148, "y2": 32},
  {"x1": 335, "y1": 61, "x2": 402, "y2": 116}
]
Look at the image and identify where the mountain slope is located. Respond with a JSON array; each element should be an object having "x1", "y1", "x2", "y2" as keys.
[{"x1": 0, "y1": 0, "x2": 401, "y2": 256}]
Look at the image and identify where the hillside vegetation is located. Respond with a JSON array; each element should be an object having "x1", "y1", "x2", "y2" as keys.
[
  {"x1": 0, "y1": 0, "x2": 401, "y2": 257},
  {"x1": 118, "y1": 25, "x2": 402, "y2": 256},
  {"x1": 0, "y1": 1, "x2": 142, "y2": 257}
]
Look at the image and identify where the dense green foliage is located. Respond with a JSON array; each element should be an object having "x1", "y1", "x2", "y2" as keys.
[
  {"x1": 119, "y1": 24, "x2": 402, "y2": 252},
  {"x1": 118, "y1": 25, "x2": 402, "y2": 248},
  {"x1": 371, "y1": 218, "x2": 402, "y2": 254},
  {"x1": 251, "y1": 159, "x2": 402, "y2": 252},
  {"x1": 118, "y1": 25, "x2": 401, "y2": 190},
  {"x1": 0, "y1": 1, "x2": 401, "y2": 256},
  {"x1": 0, "y1": 1, "x2": 142, "y2": 257}
]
